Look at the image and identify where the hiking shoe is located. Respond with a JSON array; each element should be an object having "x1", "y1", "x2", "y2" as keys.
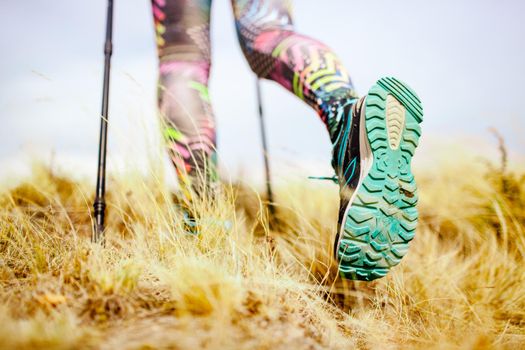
[
  {"x1": 180, "y1": 206, "x2": 200, "y2": 235},
  {"x1": 332, "y1": 77, "x2": 423, "y2": 281}
]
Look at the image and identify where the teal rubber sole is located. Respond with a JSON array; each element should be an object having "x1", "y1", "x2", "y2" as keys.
[{"x1": 337, "y1": 77, "x2": 423, "y2": 281}]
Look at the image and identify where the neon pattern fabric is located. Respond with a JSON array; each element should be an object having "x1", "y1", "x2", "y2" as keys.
[
  {"x1": 152, "y1": 0, "x2": 216, "y2": 198},
  {"x1": 152, "y1": 0, "x2": 358, "y2": 196}
]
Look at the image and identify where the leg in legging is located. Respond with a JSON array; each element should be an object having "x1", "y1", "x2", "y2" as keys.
[
  {"x1": 231, "y1": 0, "x2": 359, "y2": 142},
  {"x1": 152, "y1": 0, "x2": 216, "y2": 201},
  {"x1": 232, "y1": 1, "x2": 426, "y2": 282}
]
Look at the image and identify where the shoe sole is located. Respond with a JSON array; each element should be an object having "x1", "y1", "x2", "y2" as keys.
[{"x1": 336, "y1": 77, "x2": 423, "y2": 281}]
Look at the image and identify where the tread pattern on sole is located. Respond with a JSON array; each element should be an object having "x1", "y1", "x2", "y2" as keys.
[
  {"x1": 385, "y1": 95, "x2": 405, "y2": 150},
  {"x1": 337, "y1": 77, "x2": 423, "y2": 281}
]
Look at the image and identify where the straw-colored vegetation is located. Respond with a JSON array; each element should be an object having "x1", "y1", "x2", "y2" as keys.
[{"x1": 1, "y1": 144, "x2": 524, "y2": 349}]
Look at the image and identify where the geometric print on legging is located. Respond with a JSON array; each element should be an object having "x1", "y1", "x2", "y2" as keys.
[
  {"x1": 232, "y1": 0, "x2": 359, "y2": 139},
  {"x1": 151, "y1": 0, "x2": 217, "y2": 198}
]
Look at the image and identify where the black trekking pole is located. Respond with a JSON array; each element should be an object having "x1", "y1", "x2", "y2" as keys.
[
  {"x1": 255, "y1": 79, "x2": 276, "y2": 220},
  {"x1": 93, "y1": 0, "x2": 114, "y2": 243}
]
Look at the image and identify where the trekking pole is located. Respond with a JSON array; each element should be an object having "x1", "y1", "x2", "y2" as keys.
[
  {"x1": 93, "y1": 0, "x2": 114, "y2": 243},
  {"x1": 255, "y1": 79, "x2": 276, "y2": 219}
]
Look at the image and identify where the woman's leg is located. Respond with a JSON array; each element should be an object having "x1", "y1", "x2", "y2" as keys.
[
  {"x1": 231, "y1": 0, "x2": 424, "y2": 281},
  {"x1": 231, "y1": 0, "x2": 359, "y2": 142},
  {"x1": 152, "y1": 0, "x2": 216, "y2": 200}
]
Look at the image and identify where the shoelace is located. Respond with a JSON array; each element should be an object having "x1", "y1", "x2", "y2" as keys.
[{"x1": 307, "y1": 175, "x2": 339, "y2": 184}]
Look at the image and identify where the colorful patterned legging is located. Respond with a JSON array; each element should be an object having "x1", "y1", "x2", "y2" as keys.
[{"x1": 152, "y1": 0, "x2": 358, "y2": 196}]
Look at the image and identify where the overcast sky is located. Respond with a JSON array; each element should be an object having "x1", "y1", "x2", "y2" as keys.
[{"x1": 1, "y1": 0, "x2": 524, "y2": 185}]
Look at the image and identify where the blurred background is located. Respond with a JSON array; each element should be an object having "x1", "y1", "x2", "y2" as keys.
[{"x1": 1, "y1": 0, "x2": 524, "y2": 186}]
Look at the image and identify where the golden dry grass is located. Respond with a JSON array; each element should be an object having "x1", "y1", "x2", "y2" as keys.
[{"x1": 0, "y1": 151, "x2": 524, "y2": 349}]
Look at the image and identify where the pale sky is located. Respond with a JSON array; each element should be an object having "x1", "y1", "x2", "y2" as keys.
[{"x1": 1, "y1": 0, "x2": 524, "y2": 185}]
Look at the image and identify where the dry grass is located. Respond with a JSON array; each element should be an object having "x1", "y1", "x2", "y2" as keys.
[{"x1": 1, "y1": 151, "x2": 524, "y2": 349}]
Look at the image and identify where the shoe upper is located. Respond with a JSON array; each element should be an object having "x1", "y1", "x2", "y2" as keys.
[
  {"x1": 330, "y1": 96, "x2": 366, "y2": 255},
  {"x1": 331, "y1": 98, "x2": 364, "y2": 189}
]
